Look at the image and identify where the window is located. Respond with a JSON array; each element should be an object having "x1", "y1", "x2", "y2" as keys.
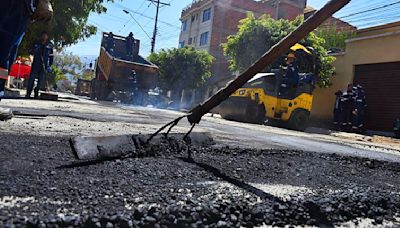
[
  {"x1": 191, "y1": 15, "x2": 195, "y2": 22},
  {"x1": 200, "y1": 32, "x2": 209, "y2": 46},
  {"x1": 181, "y1": 20, "x2": 188, "y2": 31},
  {"x1": 202, "y1": 8, "x2": 211, "y2": 22},
  {"x1": 188, "y1": 37, "x2": 193, "y2": 45},
  {"x1": 179, "y1": 41, "x2": 185, "y2": 48}
]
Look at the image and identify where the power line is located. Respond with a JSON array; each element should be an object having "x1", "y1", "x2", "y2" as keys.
[
  {"x1": 339, "y1": 0, "x2": 400, "y2": 19},
  {"x1": 123, "y1": 10, "x2": 152, "y2": 40},
  {"x1": 346, "y1": 9, "x2": 400, "y2": 23},
  {"x1": 335, "y1": 0, "x2": 382, "y2": 15},
  {"x1": 136, "y1": 0, "x2": 147, "y2": 12},
  {"x1": 339, "y1": 4, "x2": 400, "y2": 21},
  {"x1": 113, "y1": 3, "x2": 180, "y2": 30}
]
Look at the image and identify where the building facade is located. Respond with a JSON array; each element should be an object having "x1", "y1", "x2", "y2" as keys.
[
  {"x1": 311, "y1": 21, "x2": 400, "y2": 132},
  {"x1": 179, "y1": 0, "x2": 307, "y2": 93}
]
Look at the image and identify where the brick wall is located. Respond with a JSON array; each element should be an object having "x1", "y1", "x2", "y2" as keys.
[
  {"x1": 208, "y1": 0, "x2": 305, "y2": 87},
  {"x1": 304, "y1": 10, "x2": 357, "y2": 31}
]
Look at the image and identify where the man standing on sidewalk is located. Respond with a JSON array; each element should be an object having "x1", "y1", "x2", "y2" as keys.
[
  {"x1": 26, "y1": 31, "x2": 54, "y2": 98},
  {"x1": 0, "y1": 0, "x2": 53, "y2": 120}
]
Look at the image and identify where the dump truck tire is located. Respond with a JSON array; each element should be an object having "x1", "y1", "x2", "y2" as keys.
[
  {"x1": 287, "y1": 109, "x2": 310, "y2": 131},
  {"x1": 99, "y1": 81, "x2": 111, "y2": 101},
  {"x1": 90, "y1": 80, "x2": 96, "y2": 100}
]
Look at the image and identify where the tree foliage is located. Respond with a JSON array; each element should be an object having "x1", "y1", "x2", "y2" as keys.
[
  {"x1": 81, "y1": 69, "x2": 95, "y2": 81},
  {"x1": 314, "y1": 26, "x2": 356, "y2": 51},
  {"x1": 223, "y1": 13, "x2": 336, "y2": 88},
  {"x1": 46, "y1": 66, "x2": 68, "y2": 88},
  {"x1": 53, "y1": 52, "x2": 84, "y2": 80},
  {"x1": 46, "y1": 52, "x2": 85, "y2": 87},
  {"x1": 19, "y1": 0, "x2": 113, "y2": 54},
  {"x1": 148, "y1": 47, "x2": 214, "y2": 91}
]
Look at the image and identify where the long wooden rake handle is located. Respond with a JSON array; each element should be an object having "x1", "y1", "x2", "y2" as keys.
[{"x1": 187, "y1": 0, "x2": 351, "y2": 125}]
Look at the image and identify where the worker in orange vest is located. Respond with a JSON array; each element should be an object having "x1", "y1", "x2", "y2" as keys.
[{"x1": 0, "y1": 0, "x2": 53, "y2": 120}]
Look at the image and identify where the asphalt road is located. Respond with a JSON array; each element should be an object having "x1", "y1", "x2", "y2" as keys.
[
  {"x1": 1, "y1": 98, "x2": 400, "y2": 162},
  {"x1": 1, "y1": 98, "x2": 400, "y2": 226}
]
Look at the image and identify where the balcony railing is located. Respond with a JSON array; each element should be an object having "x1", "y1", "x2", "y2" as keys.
[{"x1": 182, "y1": 0, "x2": 209, "y2": 15}]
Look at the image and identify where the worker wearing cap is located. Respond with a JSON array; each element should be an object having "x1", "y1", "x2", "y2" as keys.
[
  {"x1": 352, "y1": 84, "x2": 367, "y2": 132},
  {"x1": 283, "y1": 53, "x2": 300, "y2": 87},
  {"x1": 333, "y1": 90, "x2": 343, "y2": 130},
  {"x1": 341, "y1": 84, "x2": 355, "y2": 131},
  {"x1": 0, "y1": 0, "x2": 53, "y2": 120},
  {"x1": 26, "y1": 31, "x2": 54, "y2": 98},
  {"x1": 394, "y1": 118, "x2": 400, "y2": 139},
  {"x1": 106, "y1": 32, "x2": 116, "y2": 55}
]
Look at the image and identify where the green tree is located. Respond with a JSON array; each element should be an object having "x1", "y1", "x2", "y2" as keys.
[
  {"x1": 223, "y1": 13, "x2": 336, "y2": 88},
  {"x1": 148, "y1": 47, "x2": 214, "y2": 91},
  {"x1": 314, "y1": 26, "x2": 356, "y2": 51},
  {"x1": 81, "y1": 69, "x2": 95, "y2": 81},
  {"x1": 53, "y1": 52, "x2": 84, "y2": 80},
  {"x1": 19, "y1": 0, "x2": 113, "y2": 54},
  {"x1": 46, "y1": 66, "x2": 68, "y2": 89},
  {"x1": 45, "y1": 52, "x2": 84, "y2": 88}
]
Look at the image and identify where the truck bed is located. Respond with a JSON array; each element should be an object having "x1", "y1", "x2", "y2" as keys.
[{"x1": 97, "y1": 47, "x2": 159, "y2": 89}]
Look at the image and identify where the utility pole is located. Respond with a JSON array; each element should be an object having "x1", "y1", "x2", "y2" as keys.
[
  {"x1": 148, "y1": 0, "x2": 170, "y2": 53},
  {"x1": 275, "y1": 0, "x2": 280, "y2": 19}
]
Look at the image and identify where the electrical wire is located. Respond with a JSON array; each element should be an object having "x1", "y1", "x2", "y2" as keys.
[{"x1": 338, "y1": 0, "x2": 400, "y2": 19}]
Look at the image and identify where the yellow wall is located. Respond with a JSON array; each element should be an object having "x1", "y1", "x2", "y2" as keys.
[{"x1": 311, "y1": 26, "x2": 400, "y2": 121}]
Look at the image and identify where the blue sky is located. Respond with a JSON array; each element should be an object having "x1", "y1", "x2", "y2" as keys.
[{"x1": 66, "y1": 0, "x2": 400, "y2": 59}]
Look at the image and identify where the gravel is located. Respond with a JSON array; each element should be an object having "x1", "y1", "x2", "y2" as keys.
[{"x1": 1, "y1": 133, "x2": 400, "y2": 227}]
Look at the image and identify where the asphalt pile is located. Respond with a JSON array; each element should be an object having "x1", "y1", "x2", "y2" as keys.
[{"x1": 1, "y1": 134, "x2": 400, "y2": 227}]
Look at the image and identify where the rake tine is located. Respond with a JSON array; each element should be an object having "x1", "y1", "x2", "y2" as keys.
[
  {"x1": 183, "y1": 123, "x2": 197, "y2": 159},
  {"x1": 165, "y1": 117, "x2": 180, "y2": 136},
  {"x1": 183, "y1": 123, "x2": 196, "y2": 142},
  {"x1": 146, "y1": 115, "x2": 188, "y2": 144}
]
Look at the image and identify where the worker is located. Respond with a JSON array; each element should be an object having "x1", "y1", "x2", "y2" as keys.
[
  {"x1": 106, "y1": 32, "x2": 115, "y2": 55},
  {"x1": 341, "y1": 84, "x2": 355, "y2": 131},
  {"x1": 0, "y1": 0, "x2": 53, "y2": 120},
  {"x1": 333, "y1": 90, "x2": 343, "y2": 130},
  {"x1": 283, "y1": 53, "x2": 300, "y2": 87},
  {"x1": 126, "y1": 32, "x2": 135, "y2": 60},
  {"x1": 394, "y1": 118, "x2": 400, "y2": 139},
  {"x1": 352, "y1": 85, "x2": 367, "y2": 132},
  {"x1": 26, "y1": 31, "x2": 54, "y2": 98}
]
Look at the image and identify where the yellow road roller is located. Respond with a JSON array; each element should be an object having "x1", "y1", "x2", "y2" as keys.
[{"x1": 218, "y1": 44, "x2": 316, "y2": 131}]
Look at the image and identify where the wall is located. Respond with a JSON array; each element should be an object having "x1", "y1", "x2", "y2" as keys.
[
  {"x1": 179, "y1": 1, "x2": 214, "y2": 50},
  {"x1": 311, "y1": 53, "x2": 349, "y2": 120},
  {"x1": 311, "y1": 24, "x2": 400, "y2": 121},
  {"x1": 209, "y1": 0, "x2": 277, "y2": 87}
]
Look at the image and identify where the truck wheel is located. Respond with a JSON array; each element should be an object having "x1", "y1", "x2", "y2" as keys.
[
  {"x1": 99, "y1": 82, "x2": 111, "y2": 101},
  {"x1": 287, "y1": 109, "x2": 310, "y2": 131},
  {"x1": 90, "y1": 79, "x2": 96, "y2": 100}
]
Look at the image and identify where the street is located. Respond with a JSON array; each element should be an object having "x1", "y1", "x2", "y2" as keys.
[{"x1": 1, "y1": 97, "x2": 400, "y2": 227}]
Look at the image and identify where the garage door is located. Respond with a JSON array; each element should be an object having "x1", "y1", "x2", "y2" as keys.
[{"x1": 354, "y1": 62, "x2": 400, "y2": 132}]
